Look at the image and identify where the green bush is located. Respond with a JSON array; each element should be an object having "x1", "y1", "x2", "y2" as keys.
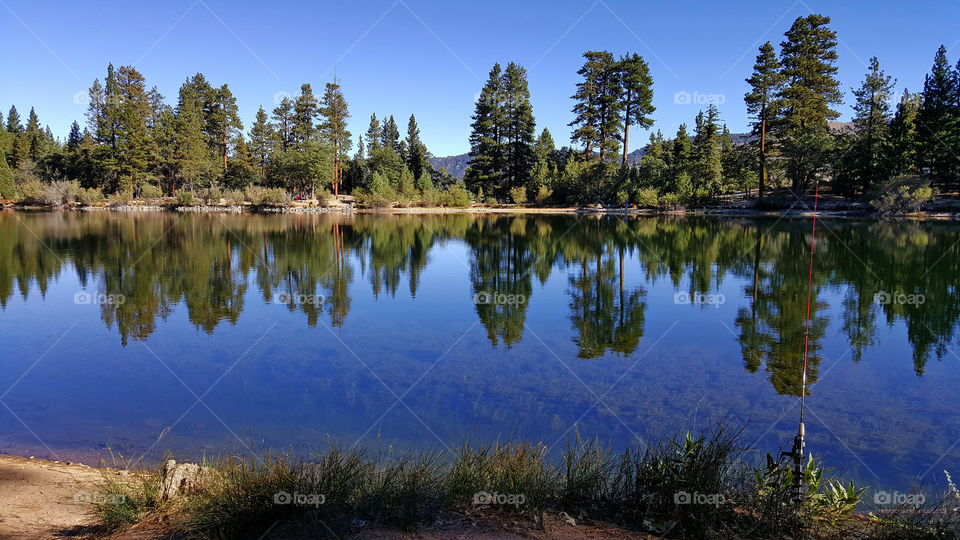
[
  {"x1": 317, "y1": 188, "x2": 332, "y2": 207},
  {"x1": 176, "y1": 190, "x2": 196, "y2": 206},
  {"x1": 509, "y1": 186, "x2": 527, "y2": 206},
  {"x1": 419, "y1": 187, "x2": 441, "y2": 207},
  {"x1": 139, "y1": 183, "x2": 162, "y2": 199},
  {"x1": 484, "y1": 196, "x2": 498, "y2": 206},
  {"x1": 871, "y1": 176, "x2": 935, "y2": 216},
  {"x1": 442, "y1": 182, "x2": 471, "y2": 208},
  {"x1": 108, "y1": 190, "x2": 135, "y2": 206},
  {"x1": 244, "y1": 186, "x2": 291, "y2": 206},
  {"x1": 16, "y1": 179, "x2": 52, "y2": 204},
  {"x1": 357, "y1": 172, "x2": 396, "y2": 208},
  {"x1": 659, "y1": 192, "x2": 682, "y2": 207},
  {"x1": 534, "y1": 185, "x2": 553, "y2": 205},
  {"x1": 634, "y1": 188, "x2": 658, "y2": 207},
  {"x1": 223, "y1": 189, "x2": 245, "y2": 206},
  {"x1": 76, "y1": 187, "x2": 106, "y2": 205},
  {"x1": 200, "y1": 186, "x2": 223, "y2": 205}
]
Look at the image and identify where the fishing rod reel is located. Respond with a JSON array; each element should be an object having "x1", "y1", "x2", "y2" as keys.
[{"x1": 778, "y1": 422, "x2": 805, "y2": 502}]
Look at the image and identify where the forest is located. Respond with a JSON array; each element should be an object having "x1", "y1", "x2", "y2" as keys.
[{"x1": 1, "y1": 13, "x2": 958, "y2": 212}]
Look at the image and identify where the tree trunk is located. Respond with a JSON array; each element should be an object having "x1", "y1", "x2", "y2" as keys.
[
  {"x1": 759, "y1": 115, "x2": 766, "y2": 199},
  {"x1": 622, "y1": 91, "x2": 631, "y2": 167}
]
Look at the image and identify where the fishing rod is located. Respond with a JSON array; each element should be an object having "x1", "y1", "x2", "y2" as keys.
[{"x1": 782, "y1": 181, "x2": 820, "y2": 502}]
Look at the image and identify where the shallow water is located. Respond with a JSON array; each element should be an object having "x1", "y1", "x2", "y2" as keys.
[{"x1": 0, "y1": 210, "x2": 957, "y2": 493}]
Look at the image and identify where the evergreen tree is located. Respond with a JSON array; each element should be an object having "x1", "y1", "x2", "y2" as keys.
[
  {"x1": 502, "y1": 62, "x2": 536, "y2": 192},
  {"x1": 25, "y1": 107, "x2": 42, "y2": 161},
  {"x1": 207, "y1": 84, "x2": 242, "y2": 172},
  {"x1": 67, "y1": 121, "x2": 82, "y2": 153},
  {"x1": 692, "y1": 105, "x2": 723, "y2": 195},
  {"x1": 570, "y1": 51, "x2": 622, "y2": 161},
  {"x1": 917, "y1": 45, "x2": 958, "y2": 181},
  {"x1": 381, "y1": 115, "x2": 400, "y2": 154},
  {"x1": 366, "y1": 113, "x2": 382, "y2": 154},
  {"x1": 114, "y1": 66, "x2": 151, "y2": 192},
  {"x1": 319, "y1": 77, "x2": 351, "y2": 195},
  {"x1": 843, "y1": 56, "x2": 895, "y2": 194},
  {"x1": 617, "y1": 53, "x2": 655, "y2": 166},
  {"x1": 888, "y1": 90, "x2": 923, "y2": 175},
  {"x1": 0, "y1": 148, "x2": 13, "y2": 198},
  {"x1": 405, "y1": 114, "x2": 430, "y2": 179},
  {"x1": 744, "y1": 41, "x2": 785, "y2": 198},
  {"x1": 775, "y1": 14, "x2": 843, "y2": 194},
  {"x1": 671, "y1": 123, "x2": 693, "y2": 176},
  {"x1": 174, "y1": 79, "x2": 210, "y2": 192},
  {"x1": 248, "y1": 106, "x2": 276, "y2": 181},
  {"x1": 292, "y1": 83, "x2": 319, "y2": 145},
  {"x1": 639, "y1": 130, "x2": 668, "y2": 191},
  {"x1": 465, "y1": 63, "x2": 506, "y2": 197},
  {"x1": 6, "y1": 106, "x2": 22, "y2": 133},
  {"x1": 271, "y1": 96, "x2": 294, "y2": 151}
]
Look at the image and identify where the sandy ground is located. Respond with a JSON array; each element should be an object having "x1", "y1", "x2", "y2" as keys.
[
  {"x1": 0, "y1": 454, "x2": 110, "y2": 539},
  {"x1": 0, "y1": 454, "x2": 650, "y2": 539}
]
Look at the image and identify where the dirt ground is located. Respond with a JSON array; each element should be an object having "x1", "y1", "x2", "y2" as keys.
[{"x1": 0, "y1": 454, "x2": 111, "y2": 539}]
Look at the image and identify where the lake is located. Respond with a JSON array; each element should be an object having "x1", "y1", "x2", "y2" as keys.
[{"x1": 0, "y1": 210, "x2": 957, "y2": 493}]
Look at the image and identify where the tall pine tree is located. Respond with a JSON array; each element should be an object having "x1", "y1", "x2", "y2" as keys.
[{"x1": 744, "y1": 41, "x2": 784, "y2": 198}]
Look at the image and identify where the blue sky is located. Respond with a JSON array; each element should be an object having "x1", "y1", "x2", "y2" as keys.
[{"x1": 2, "y1": 0, "x2": 959, "y2": 157}]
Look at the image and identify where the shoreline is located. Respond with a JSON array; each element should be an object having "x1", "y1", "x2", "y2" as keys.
[{"x1": 4, "y1": 200, "x2": 960, "y2": 221}]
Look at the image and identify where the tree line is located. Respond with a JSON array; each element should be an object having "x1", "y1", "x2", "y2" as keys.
[{"x1": 2, "y1": 12, "x2": 959, "y2": 209}]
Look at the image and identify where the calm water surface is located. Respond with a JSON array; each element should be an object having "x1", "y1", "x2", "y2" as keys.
[{"x1": 0, "y1": 211, "x2": 957, "y2": 492}]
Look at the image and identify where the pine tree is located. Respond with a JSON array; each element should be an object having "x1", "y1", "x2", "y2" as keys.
[
  {"x1": 67, "y1": 121, "x2": 82, "y2": 153},
  {"x1": 888, "y1": 90, "x2": 923, "y2": 175},
  {"x1": 502, "y1": 62, "x2": 536, "y2": 191},
  {"x1": 25, "y1": 107, "x2": 42, "y2": 161},
  {"x1": 845, "y1": 56, "x2": 895, "y2": 193},
  {"x1": 114, "y1": 66, "x2": 151, "y2": 192},
  {"x1": 465, "y1": 63, "x2": 506, "y2": 197},
  {"x1": 570, "y1": 51, "x2": 622, "y2": 161},
  {"x1": 405, "y1": 114, "x2": 430, "y2": 179},
  {"x1": 366, "y1": 113, "x2": 382, "y2": 154},
  {"x1": 693, "y1": 105, "x2": 723, "y2": 195},
  {"x1": 6, "y1": 106, "x2": 21, "y2": 133},
  {"x1": 917, "y1": 45, "x2": 958, "y2": 181},
  {"x1": 272, "y1": 96, "x2": 294, "y2": 151},
  {"x1": 381, "y1": 115, "x2": 400, "y2": 154},
  {"x1": 248, "y1": 106, "x2": 276, "y2": 181},
  {"x1": 292, "y1": 83, "x2": 319, "y2": 145},
  {"x1": 744, "y1": 41, "x2": 785, "y2": 198},
  {"x1": 617, "y1": 53, "x2": 655, "y2": 166},
  {"x1": 175, "y1": 79, "x2": 210, "y2": 192},
  {"x1": 775, "y1": 14, "x2": 843, "y2": 194},
  {"x1": 319, "y1": 77, "x2": 351, "y2": 195},
  {"x1": 0, "y1": 148, "x2": 13, "y2": 198},
  {"x1": 206, "y1": 84, "x2": 242, "y2": 172}
]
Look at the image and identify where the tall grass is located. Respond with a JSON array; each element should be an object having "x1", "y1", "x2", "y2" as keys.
[{"x1": 95, "y1": 427, "x2": 960, "y2": 539}]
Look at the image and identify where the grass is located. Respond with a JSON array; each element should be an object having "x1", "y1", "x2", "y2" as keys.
[{"x1": 94, "y1": 427, "x2": 960, "y2": 539}]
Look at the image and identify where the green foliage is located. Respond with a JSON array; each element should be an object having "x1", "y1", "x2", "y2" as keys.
[
  {"x1": 223, "y1": 189, "x2": 245, "y2": 206},
  {"x1": 509, "y1": 186, "x2": 527, "y2": 206},
  {"x1": 0, "y1": 149, "x2": 14, "y2": 198},
  {"x1": 139, "y1": 183, "x2": 162, "y2": 199},
  {"x1": 442, "y1": 182, "x2": 471, "y2": 208},
  {"x1": 534, "y1": 185, "x2": 553, "y2": 205},
  {"x1": 175, "y1": 190, "x2": 196, "y2": 206},
  {"x1": 634, "y1": 188, "x2": 658, "y2": 207},
  {"x1": 76, "y1": 186, "x2": 106, "y2": 205},
  {"x1": 95, "y1": 472, "x2": 160, "y2": 531},
  {"x1": 870, "y1": 176, "x2": 935, "y2": 215},
  {"x1": 244, "y1": 186, "x2": 291, "y2": 206}
]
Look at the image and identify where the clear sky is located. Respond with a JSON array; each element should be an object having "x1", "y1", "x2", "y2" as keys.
[{"x1": 2, "y1": 0, "x2": 959, "y2": 157}]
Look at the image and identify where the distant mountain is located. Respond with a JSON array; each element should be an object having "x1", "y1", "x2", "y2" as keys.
[
  {"x1": 429, "y1": 122, "x2": 855, "y2": 180},
  {"x1": 428, "y1": 153, "x2": 471, "y2": 180}
]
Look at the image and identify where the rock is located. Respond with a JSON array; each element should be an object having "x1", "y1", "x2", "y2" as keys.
[{"x1": 159, "y1": 460, "x2": 208, "y2": 501}]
